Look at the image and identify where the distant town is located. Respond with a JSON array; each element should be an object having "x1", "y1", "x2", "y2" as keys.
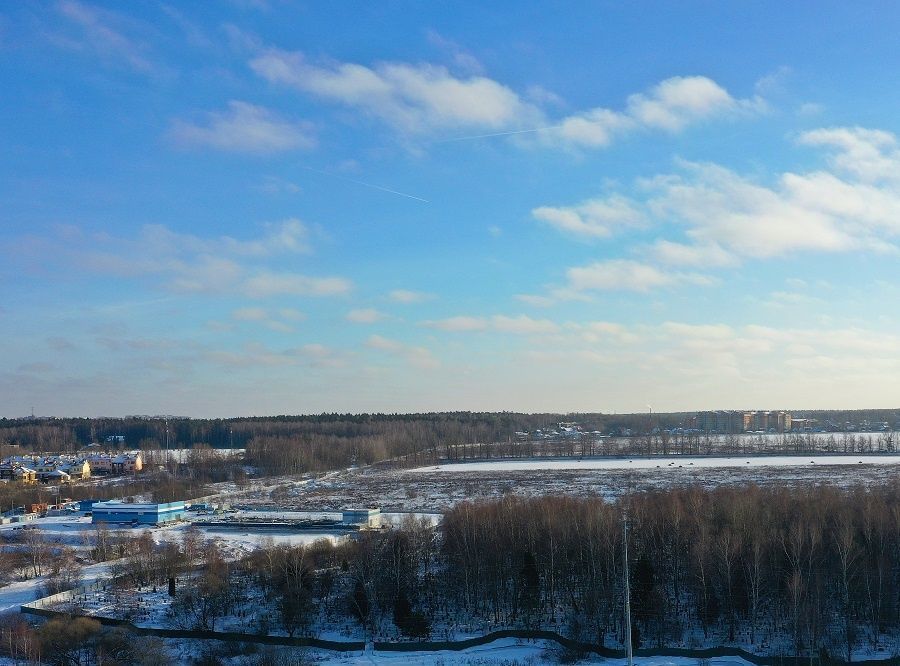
[{"x1": 515, "y1": 409, "x2": 898, "y2": 440}]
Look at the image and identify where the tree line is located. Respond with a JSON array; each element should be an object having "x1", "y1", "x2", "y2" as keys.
[{"x1": 3, "y1": 411, "x2": 898, "y2": 479}]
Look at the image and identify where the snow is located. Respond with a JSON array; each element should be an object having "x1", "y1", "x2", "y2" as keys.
[
  {"x1": 0, "y1": 558, "x2": 114, "y2": 615},
  {"x1": 271, "y1": 644, "x2": 758, "y2": 665},
  {"x1": 409, "y1": 454, "x2": 900, "y2": 474}
]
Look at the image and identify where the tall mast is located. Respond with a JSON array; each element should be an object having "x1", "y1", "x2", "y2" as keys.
[{"x1": 623, "y1": 514, "x2": 634, "y2": 666}]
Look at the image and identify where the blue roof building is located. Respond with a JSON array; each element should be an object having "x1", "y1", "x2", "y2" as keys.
[{"x1": 91, "y1": 501, "x2": 185, "y2": 525}]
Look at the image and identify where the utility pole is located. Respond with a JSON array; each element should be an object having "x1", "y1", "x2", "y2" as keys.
[{"x1": 623, "y1": 514, "x2": 634, "y2": 666}]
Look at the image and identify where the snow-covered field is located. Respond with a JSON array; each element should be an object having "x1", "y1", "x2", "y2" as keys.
[
  {"x1": 196, "y1": 453, "x2": 900, "y2": 513},
  {"x1": 411, "y1": 453, "x2": 900, "y2": 473}
]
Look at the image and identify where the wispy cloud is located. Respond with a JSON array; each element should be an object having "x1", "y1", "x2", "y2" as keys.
[
  {"x1": 8, "y1": 220, "x2": 351, "y2": 300},
  {"x1": 232, "y1": 307, "x2": 267, "y2": 321},
  {"x1": 242, "y1": 272, "x2": 352, "y2": 298},
  {"x1": 256, "y1": 175, "x2": 302, "y2": 195},
  {"x1": 366, "y1": 335, "x2": 439, "y2": 369},
  {"x1": 169, "y1": 101, "x2": 316, "y2": 154},
  {"x1": 388, "y1": 289, "x2": 435, "y2": 304},
  {"x1": 565, "y1": 260, "x2": 713, "y2": 293},
  {"x1": 423, "y1": 314, "x2": 560, "y2": 335},
  {"x1": 55, "y1": 0, "x2": 157, "y2": 74},
  {"x1": 425, "y1": 29, "x2": 483, "y2": 74},
  {"x1": 346, "y1": 308, "x2": 387, "y2": 324},
  {"x1": 206, "y1": 342, "x2": 346, "y2": 369}
]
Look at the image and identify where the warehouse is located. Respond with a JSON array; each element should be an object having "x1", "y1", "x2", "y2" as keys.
[
  {"x1": 91, "y1": 500, "x2": 185, "y2": 525},
  {"x1": 342, "y1": 507, "x2": 381, "y2": 528}
]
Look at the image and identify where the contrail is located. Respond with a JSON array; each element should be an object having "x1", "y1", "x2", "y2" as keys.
[
  {"x1": 300, "y1": 166, "x2": 429, "y2": 203},
  {"x1": 434, "y1": 125, "x2": 564, "y2": 143}
]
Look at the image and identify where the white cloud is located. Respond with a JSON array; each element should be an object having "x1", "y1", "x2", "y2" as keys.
[
  {"x1": 763, "y1": 291, "x2": 824, "y2": 308},
  {"x1": 565, "y1": 260, "x2": 712, "y2": 293},
  {"x1": 169, "y1": 101, "x2": 316, "y2": 154},
  {"x1": 365, "y1": 334, "x2": 402, "y2": 352},
  {"x1": 18, "y1": 221, "x2": 351, "y2": 300},
  {"x1": 797, "y1": 102, "x2": 824, "y2": 117},
  {"x1": 578, "y1": 321, "x2": 639, "y2": 345},
  {"x1": 232, "y1": 307, "x2": 267, "y2": 321},
  {"x1": 120, "y1": 219, "x2": 312, "y2": 259},
  {"x1": 365, "y1": 335, "x2": 439, "y2": 369},
  {"x1": 651, "y1": 240, "x2": 737, "y2": 267},
  {"x1": 626, "y1": 76, "x2": 759, "y2": 132},
  {"x1": 346, "y1": 308, "x2": 386, "y2": 324},
  {"x1": 516, "y1": 320, "x2": 900, "y2": 402},
  {"x1": 662, "y1": 321, "x2": 735, "y2": 340},
  {"x1": 491, "y1": 315, "x2": 560, "y2": 335},
  {"x1": 646, "y1": 157, "x2": 900, "y2": 257},
  {"x1": 549, "y1": 108, "x2": 635, "y2": 148},
  {"x1": 542, "y1": 75, "x2": 764, "y2": 149},
  {"x1": 533, "y1": 195, "x2": 643, "y2": 238},
  {"x1": 206, "y1": 342, "x2": 345, "y2": 369},
  {"x1": 256, "y1": 176, "x2": 301, "y2": 195},
  {"x1": 250, "y1": 47, "x2": 756, "y2": 150},
  {"x1": 422, "y1": 315, "x2": 560, "y2": 335},
  {"x1": 56, "y1": 0, "x2": 156, "y2": 74},
  {"x1": 278, "y1": 308, "x2": 305, "y2": 321},
  {"x1": 529, "y1": 125, "x2": 900, "y2": 305},
  {"x1": 242, "y1": 272, "x2": 352, "y2": 298},
  {"x1": 425, "y1": 30, "x2": 483, "y2": 74},
  {"x1": 251, "y1": 49, "x2": 539, "y2": 134},
  {"x1": 798, "y1": 127, "x2": 899, "y2": 183},
  {"x1": 264, "y1": 320, "x2": 295, "y2": 333},
  {"x1": 163, "y1": 256, "x2": 244, "y2": 294},
  {"x1": 388, "y1": 289, "x2": 434, "y2": 304},
  {"x1": 423, "y1": 316, "x2": 486, "y2": 332},
  {"x1": 231, "y1": 306, "x2": 304, "y2": 331}
]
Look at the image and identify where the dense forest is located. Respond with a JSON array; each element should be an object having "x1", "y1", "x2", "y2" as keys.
[
  {"x1": 0, "y1": 413, "x2": 565, "y2": 451},
  {"x1": 437, "y1": 486, "x2": 900, "y2": 658}
]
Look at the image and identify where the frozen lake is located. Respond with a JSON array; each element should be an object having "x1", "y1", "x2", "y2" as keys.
[{"x1": 410, "y1": 454, "x2": 900, "y2": 474}]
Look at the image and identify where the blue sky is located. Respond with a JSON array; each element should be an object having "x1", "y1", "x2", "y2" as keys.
[{"x1": 2, "y1": 1, "x2": 900, "y2": 417}]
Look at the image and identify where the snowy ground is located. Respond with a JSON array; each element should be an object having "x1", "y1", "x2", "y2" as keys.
[
  {"x1": 0, "y1": 557, "x2": 115, "y2": 615},
  {"x1": 198, "y1": 453, "x2": 900, "y2": 513},
  {"x1": 317, "y1": 650, "x2": 756, "y2": 666},
  {"x1": 0, "y1": 511, "x2": 354, "y2": 615},
  {"x1": 410, "y1": 453, "x2": 900, "y2": 473},
  {"x1": 197, "y1": 643, "x2": 760, "y2": 665}
]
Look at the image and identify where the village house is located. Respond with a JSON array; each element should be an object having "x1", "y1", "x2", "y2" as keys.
[
  {"x1": 0, "y1": 450, "x2": 141, "y2": 482},
  {"x1": 0, "y1": 463, "x2": 37, "y2": 484}
]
